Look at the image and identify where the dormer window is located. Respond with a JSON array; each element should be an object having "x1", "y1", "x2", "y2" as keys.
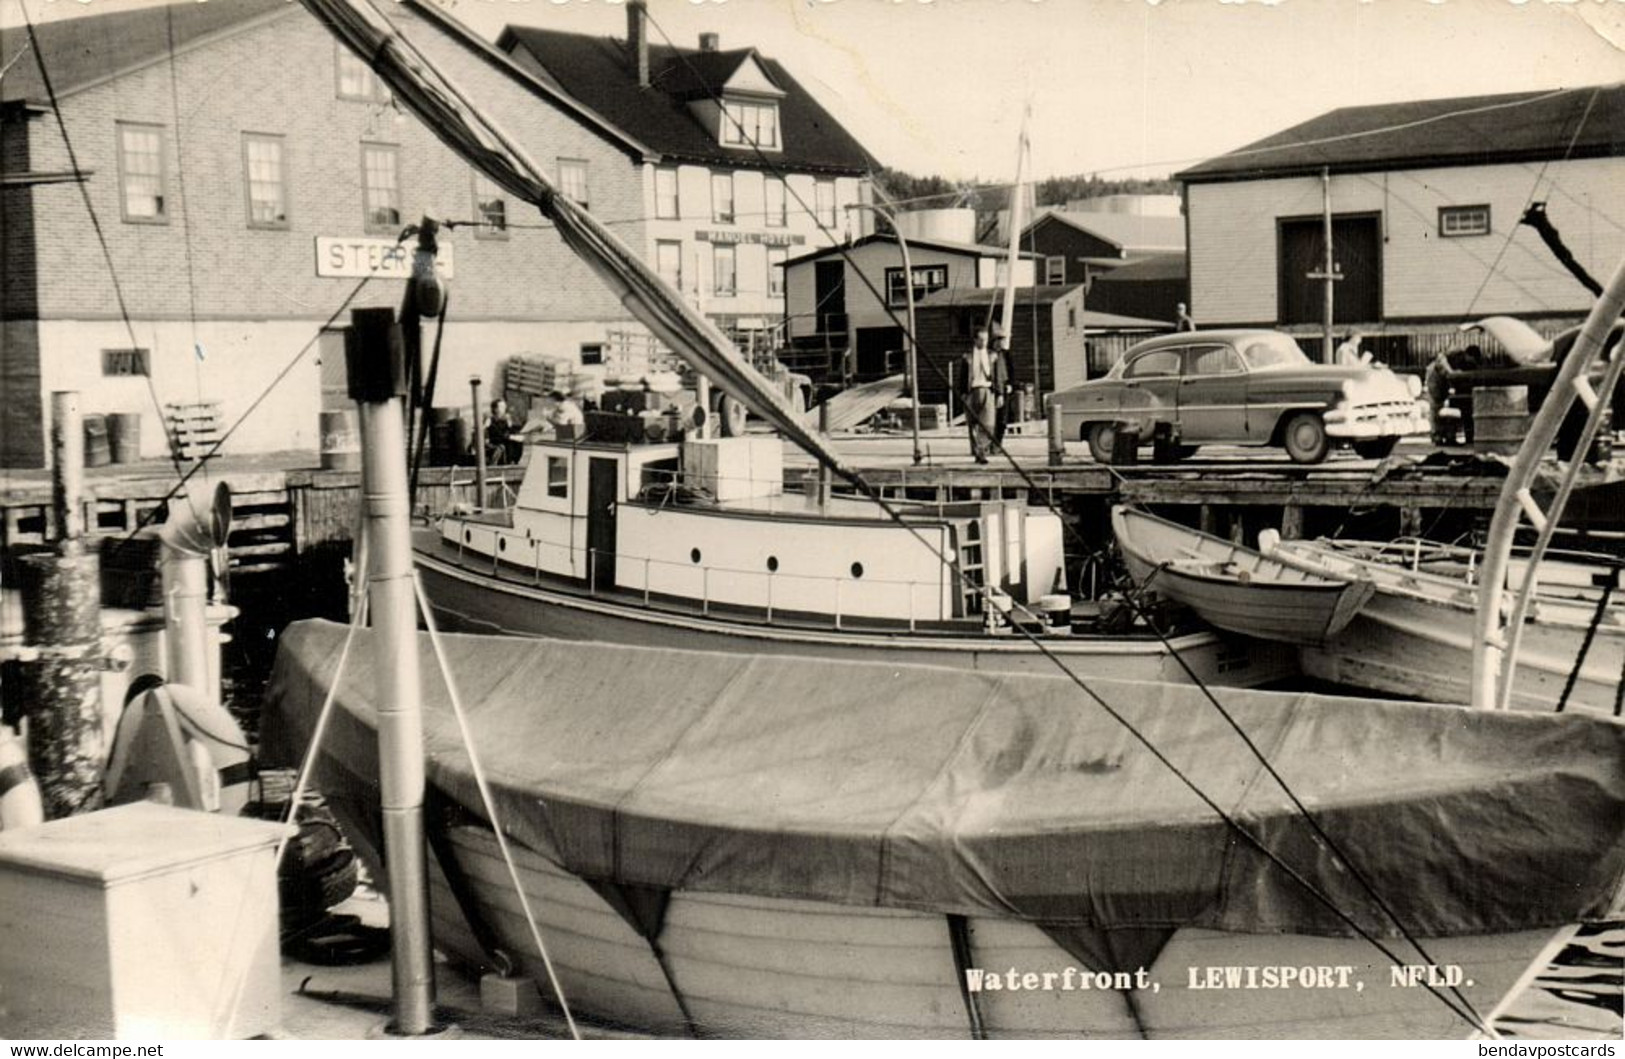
[{"x1": 720, "y1": 98, "x2": 779, "y2": 150}]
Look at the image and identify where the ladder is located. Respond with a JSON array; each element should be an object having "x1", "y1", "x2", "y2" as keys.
[
  {"x1": 957, "y1": 518, "x2": 985, "y2": 616},
  {"x1": 1472, "y1": 255, "x2": 1625, "y2": 710}
]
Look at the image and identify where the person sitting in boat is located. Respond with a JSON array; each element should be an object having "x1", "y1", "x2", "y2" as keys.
[
  {"x1": 960, "y1": 324, "x2": 1005, "y2": 463},
  {"x1": 547, "y1": 390, "x2": 585, "y2": 441},
  {"x1": 483, "y1": 397, "x2": 519, "y2": 464}
]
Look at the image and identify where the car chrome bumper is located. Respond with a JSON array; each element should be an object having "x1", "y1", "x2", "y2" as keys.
[{"x1": 1324, "y1": 401, "x2": 1430, "y2": 438}]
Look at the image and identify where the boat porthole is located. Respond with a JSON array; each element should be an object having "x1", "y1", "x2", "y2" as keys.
[
  {"x1": 766, "y1": 556, "x2": 779, "y2": 572},
  {"x1": 464, "y1": 530, "x2": 472, "y2": 544},
  {"x1": 690, "y1": 548, "x2": 702, "y2": 564},
  {"x1": 851, "y1": 562, "x2": 864, "y2": 579},
  {"x1": 498, "y1": 538, "x2": 507, "y2": 553}
]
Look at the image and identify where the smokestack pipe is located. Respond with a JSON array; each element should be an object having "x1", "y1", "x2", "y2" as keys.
[
  {"x1": 628, "y1": 0, "x2": 649, "y2": 87},
  {"x1": 158, "y1": 483, "x2": 232, "y2": 699}
]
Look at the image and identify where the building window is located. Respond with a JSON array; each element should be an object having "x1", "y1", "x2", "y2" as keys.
[
  {"x1": 884, "y1": 264, "x2": 948, "y2": 307},
  {"x1": 1067, "y1": 306, "x2": 1077, "y2": 330},
  {"x1": 362, "y1": 143, "x2": 400, "y2": 232},
  {"x1": 1044, "y1": 255, "x2": 1066, "y2": 285},
  {"x1": 713, "y1": 244, "x2": 737, "y2": 295},
  {"x1": 546, "y1": 456, "x2": 569, "y2": 499},
  {"x1": 814, "y1": 180, "x2": 836, "y2": 228},
  {"x1": 579, "y1": 343, "x2": 605, "y2": 366},
  {"x1": 336, "y1": 45, "x2": 390, "y2": 102},
  {"x1": 242, "y1": 134, "x2": 288, "y2": 228},
  {"x1": 765, "y1": 177, "x2": 786, "y2": 228},
  {"x1": 656, "y1": 240, "x2": 683, "y2": 292},
  {"x1": 720, "y1": 98, "x2": 779, "y2": 149},
  {"x1": 472, "y1": 173, "x2": 507, "y2": 238},
  {"x1": 767, "y1": 247, "x2": 787, "y2": 297},
  {"x1": 102, "y1": 348, "x2": 151, "y2": 377},
  {"x1": 711, "y1": 171, "x2": 734, "y2": 224},
  {"x1": 558, "y1": 158, "x2": 589, "y2": 209},
  {"x1": 655, "y1": 167, "x2": 680, "y2": 219},
  {"x1": 116, "y1": 123, "x2": 166, "y2": 223},
  {"x1": 1439, "y1": 205, "x2": 1491, "y2": 238}
]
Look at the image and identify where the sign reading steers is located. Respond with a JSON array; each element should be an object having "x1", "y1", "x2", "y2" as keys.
[{"x1": 315, "y1": 237, "x2": 456, "y2": 279}]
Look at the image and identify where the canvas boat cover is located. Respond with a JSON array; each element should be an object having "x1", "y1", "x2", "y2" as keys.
[{"x1": 265, "y1": 620, "x2": 1625, "y2": 940}]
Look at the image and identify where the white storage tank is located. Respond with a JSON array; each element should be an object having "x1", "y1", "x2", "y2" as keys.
[{"x1": 893, "y1": 208, "x2": 977, "y2": 246}]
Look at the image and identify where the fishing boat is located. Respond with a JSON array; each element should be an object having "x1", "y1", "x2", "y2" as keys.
[
  {"x1": 415, "y1": 435, "x2": 1293, "y2": 685},
  {"x1": 279, "y1": 0, "x2": 1625, "y2": 1042},
  {"x1": 265, "y1": 620, "x2": 1625, "y2": 1040},
  {"x1": 1112, "y1": 506, "x2": 1374, "y2": 647},
  {"x1": 1259, "y1": 534, "x2": 1623, "y2": 713}
]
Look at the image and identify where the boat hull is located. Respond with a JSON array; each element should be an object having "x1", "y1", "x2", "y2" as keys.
[
  {"x1": 315, "y1": 764, "x2": 1564, "y2": 1040},
  {"x1": 416, "y1": 545, "x2": 1298, "y2": 687}
]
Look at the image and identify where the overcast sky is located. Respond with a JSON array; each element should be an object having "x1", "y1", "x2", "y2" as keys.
[{"x1": 11, "y1": 0, "x2": 1625, "y2": 182}]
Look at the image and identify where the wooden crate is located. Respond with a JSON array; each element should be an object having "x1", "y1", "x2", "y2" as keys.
[
  {"x1": 0, "y1": 803, "x2": 290, "y2": 1039},
  {"x1": 164, "y1": 401, "x2": 223, "y2": 460}
]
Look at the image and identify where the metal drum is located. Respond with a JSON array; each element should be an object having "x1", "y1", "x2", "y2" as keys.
[
  {"x1": 107, "y1": 413, "x2": 141, "y2": 464},
  {"x1": 82, "y1": 415, "x2": 111, "y2": 468},
  {"x1": 1473, "y1": 385, "x2": 1530, "y2": 455}
]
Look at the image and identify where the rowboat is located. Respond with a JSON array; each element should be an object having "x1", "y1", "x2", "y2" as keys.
[
  {"x1": 1112, "y1": 506, "x2": 1374, "y2": 647},
  {"x1": 413, "y1": 437, "x2": 1295, "y2": 687},
  {"x1": 265, "y1": 620, "x2": 1625, "y2": 1040},
  {"x1": 1261, "y1": 535, "x2": 1624, "y2": 713}
]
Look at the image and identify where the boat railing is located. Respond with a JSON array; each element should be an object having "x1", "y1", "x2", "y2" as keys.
[
  {"x1": 448, "y1": 472, "x2": 519, "y2": 514},
  {"x1": 454, "y1": 524, "x2": 950, "y2": 632}
]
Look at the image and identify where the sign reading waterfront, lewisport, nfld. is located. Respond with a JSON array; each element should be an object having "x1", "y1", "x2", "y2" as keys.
[{"x1": 314, "y1": 237, "x2": 457, "y2": 280}]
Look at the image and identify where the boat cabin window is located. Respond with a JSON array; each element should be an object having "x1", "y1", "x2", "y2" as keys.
[{"x1": 547, "y1": 456, "x2": 569, "y2": 499}]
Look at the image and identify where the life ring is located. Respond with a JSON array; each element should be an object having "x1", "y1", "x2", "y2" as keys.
[{"x1": 0, "y1": 730, "x2": 44, "y2": 831}]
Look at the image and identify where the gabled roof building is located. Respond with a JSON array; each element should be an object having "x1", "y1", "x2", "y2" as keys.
[{"x1": 1175, "y1": 84, "x2": 1625, "y2": 363}]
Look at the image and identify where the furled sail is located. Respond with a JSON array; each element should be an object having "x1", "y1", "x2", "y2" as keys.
[{"x1": 298, "y1": 0, "x2": 855, "y2": 480}]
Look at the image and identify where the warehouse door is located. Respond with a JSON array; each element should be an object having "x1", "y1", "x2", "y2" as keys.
[{"x1": 1278, "y1": 214, "x2": 1381, "y2": 326}]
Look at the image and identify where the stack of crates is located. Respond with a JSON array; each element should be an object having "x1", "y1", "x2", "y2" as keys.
[
  {"x1": 504, "y1": 355, "x2": 574, "y2": 398},
  {"x1": 164, "y1": 401, "x2": 222, "y2": 460}
]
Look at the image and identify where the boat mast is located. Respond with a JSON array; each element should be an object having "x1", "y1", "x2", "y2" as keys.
[
  {"x1": 350, "y1": 304, "x2": 437, "y2": 1033},
  {"x1": 1000, "y1": 105, "x2": 1032, "y2": 391},
  {"x1": 1470, "y1": 254, "x2": 1625, "y2": 710}
]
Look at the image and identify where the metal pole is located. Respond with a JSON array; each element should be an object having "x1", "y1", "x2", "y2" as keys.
[
  {"x1": 349, "y1": 308, "x2": 436, "y2": 1035},
  {"x1": 19, "y1": 392, "x2": 104, "y2": 819},
  {"x1": 1047, "y1": 399, "x2": 1065, "y2": 467},
  {"x1": 1321, "y1": 167, "x2": 1335, "y2": 364},
  {"x1": 896, "y1": 226, "x2": 923, "y2": 466},
  {"x1": 469, "y1": 375, "x2": 487, "y2": 511}
]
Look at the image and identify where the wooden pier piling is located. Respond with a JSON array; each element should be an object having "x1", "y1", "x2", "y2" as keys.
[{"x1": 20, "y1": 392, "x2": 105, "y2": 819}]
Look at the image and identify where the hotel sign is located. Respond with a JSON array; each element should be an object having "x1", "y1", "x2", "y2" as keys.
[
  {"x1": 315, "y1": 236, "x2": 456, "y2": 279},
  {"x1": 695, "y1": 230, "x2": 806, "y2": 247}
]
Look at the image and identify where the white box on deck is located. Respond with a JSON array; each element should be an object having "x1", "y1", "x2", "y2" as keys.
[
  {"x1": 0, "y1": 802, "x2": 291, "y2": 1039},
  {"x1": 683, "y1": 436, "x2": 783, "y2": 501}
]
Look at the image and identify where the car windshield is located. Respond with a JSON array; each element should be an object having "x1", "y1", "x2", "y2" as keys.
[{"x1": 1239, "y1": 334, "x2": 1311, "y2": 370}]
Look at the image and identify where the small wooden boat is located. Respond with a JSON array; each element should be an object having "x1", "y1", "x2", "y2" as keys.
[
  {"x1": 1261, "y1": 536, "x2": 1624, "y2": 713},
  {"x1": 265, "y1": 620, "x2": 1625, "y2": 1040},
  {"x1": 1112, "y1": 506, "x2": 1375, "y2": 647}
]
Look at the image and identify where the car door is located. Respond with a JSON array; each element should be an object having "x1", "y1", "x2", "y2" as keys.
[
  {"x1": 1120, "y1": 348, "x2": 1183, "y2": 432},
  {"x1": 1178, "y1": 344, "x2": 1249, "y2": 442}
]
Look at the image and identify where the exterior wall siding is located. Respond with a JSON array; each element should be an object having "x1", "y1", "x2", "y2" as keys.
[
  {"x1": 641, "y1": 163, "x2": 867, "y2": 326},
  {"x1": 1187, "y1": 156, "x2": 1625, "y2": 328},
  {"x1": 7, "y1": 6, "x2": 659, "y2": 465}
]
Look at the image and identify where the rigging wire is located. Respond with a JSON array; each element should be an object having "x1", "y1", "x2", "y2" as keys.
[{"x1": 632, "y1": 10, "x2": 1494, "y2": 1031}]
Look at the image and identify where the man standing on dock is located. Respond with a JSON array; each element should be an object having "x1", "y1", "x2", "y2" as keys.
[{"x1": 962, "y1": 324, "x2": 1000, "y2": 463}]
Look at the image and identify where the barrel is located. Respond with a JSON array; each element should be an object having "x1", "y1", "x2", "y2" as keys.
[
  {"x1": 83, "y1": 415, "x2": 111, "y2": 468},
  {"x1": 1039, "y1": 593, "x2": 1072, "y2": 636},
  {"x1": 426, "y1": 407, "x2": 458, "y2": 466},
  {"x1": 1473, "y1": 386, "x2": 1530, "y2": 455},
  {"x1": 319, "y1": 409, "x2": 361, "y2": 472},
  {"x1": 1111, "y1": 422, "x2": 1140, "y2": 466},
  {"x1": 107, "y1": 412, "x2": 142, "y2": 464}
]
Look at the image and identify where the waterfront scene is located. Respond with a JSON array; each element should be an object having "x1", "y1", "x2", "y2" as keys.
[{"x1": 0, "y1": 0, "x2": 1622, "y2": 1045}]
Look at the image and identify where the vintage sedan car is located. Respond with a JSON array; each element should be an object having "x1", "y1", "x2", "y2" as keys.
[{"x1": 1050, "y1": 330, "x2": 1428, "y2": 464}]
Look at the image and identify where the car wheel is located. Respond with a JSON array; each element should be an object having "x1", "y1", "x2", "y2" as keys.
[
  {"x1": 1282, "y1": 412, "x2": 1330, "y2": 464},
  {"x1": 1087, "y1": 422, "x2": 1117, "y2": 463},
  {"x1": 1353, "y1": 437, "x2": 1398, "y2": 460}
]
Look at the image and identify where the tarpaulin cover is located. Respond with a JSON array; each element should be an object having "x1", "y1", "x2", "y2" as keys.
[{"x1": 265, "y1": 620, "x2": 1625, "y2": 939}]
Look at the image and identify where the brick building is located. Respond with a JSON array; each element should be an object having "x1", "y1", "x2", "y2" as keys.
[{"x1": 0, "y1": 0, "x2": 876, "y2": 467}]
